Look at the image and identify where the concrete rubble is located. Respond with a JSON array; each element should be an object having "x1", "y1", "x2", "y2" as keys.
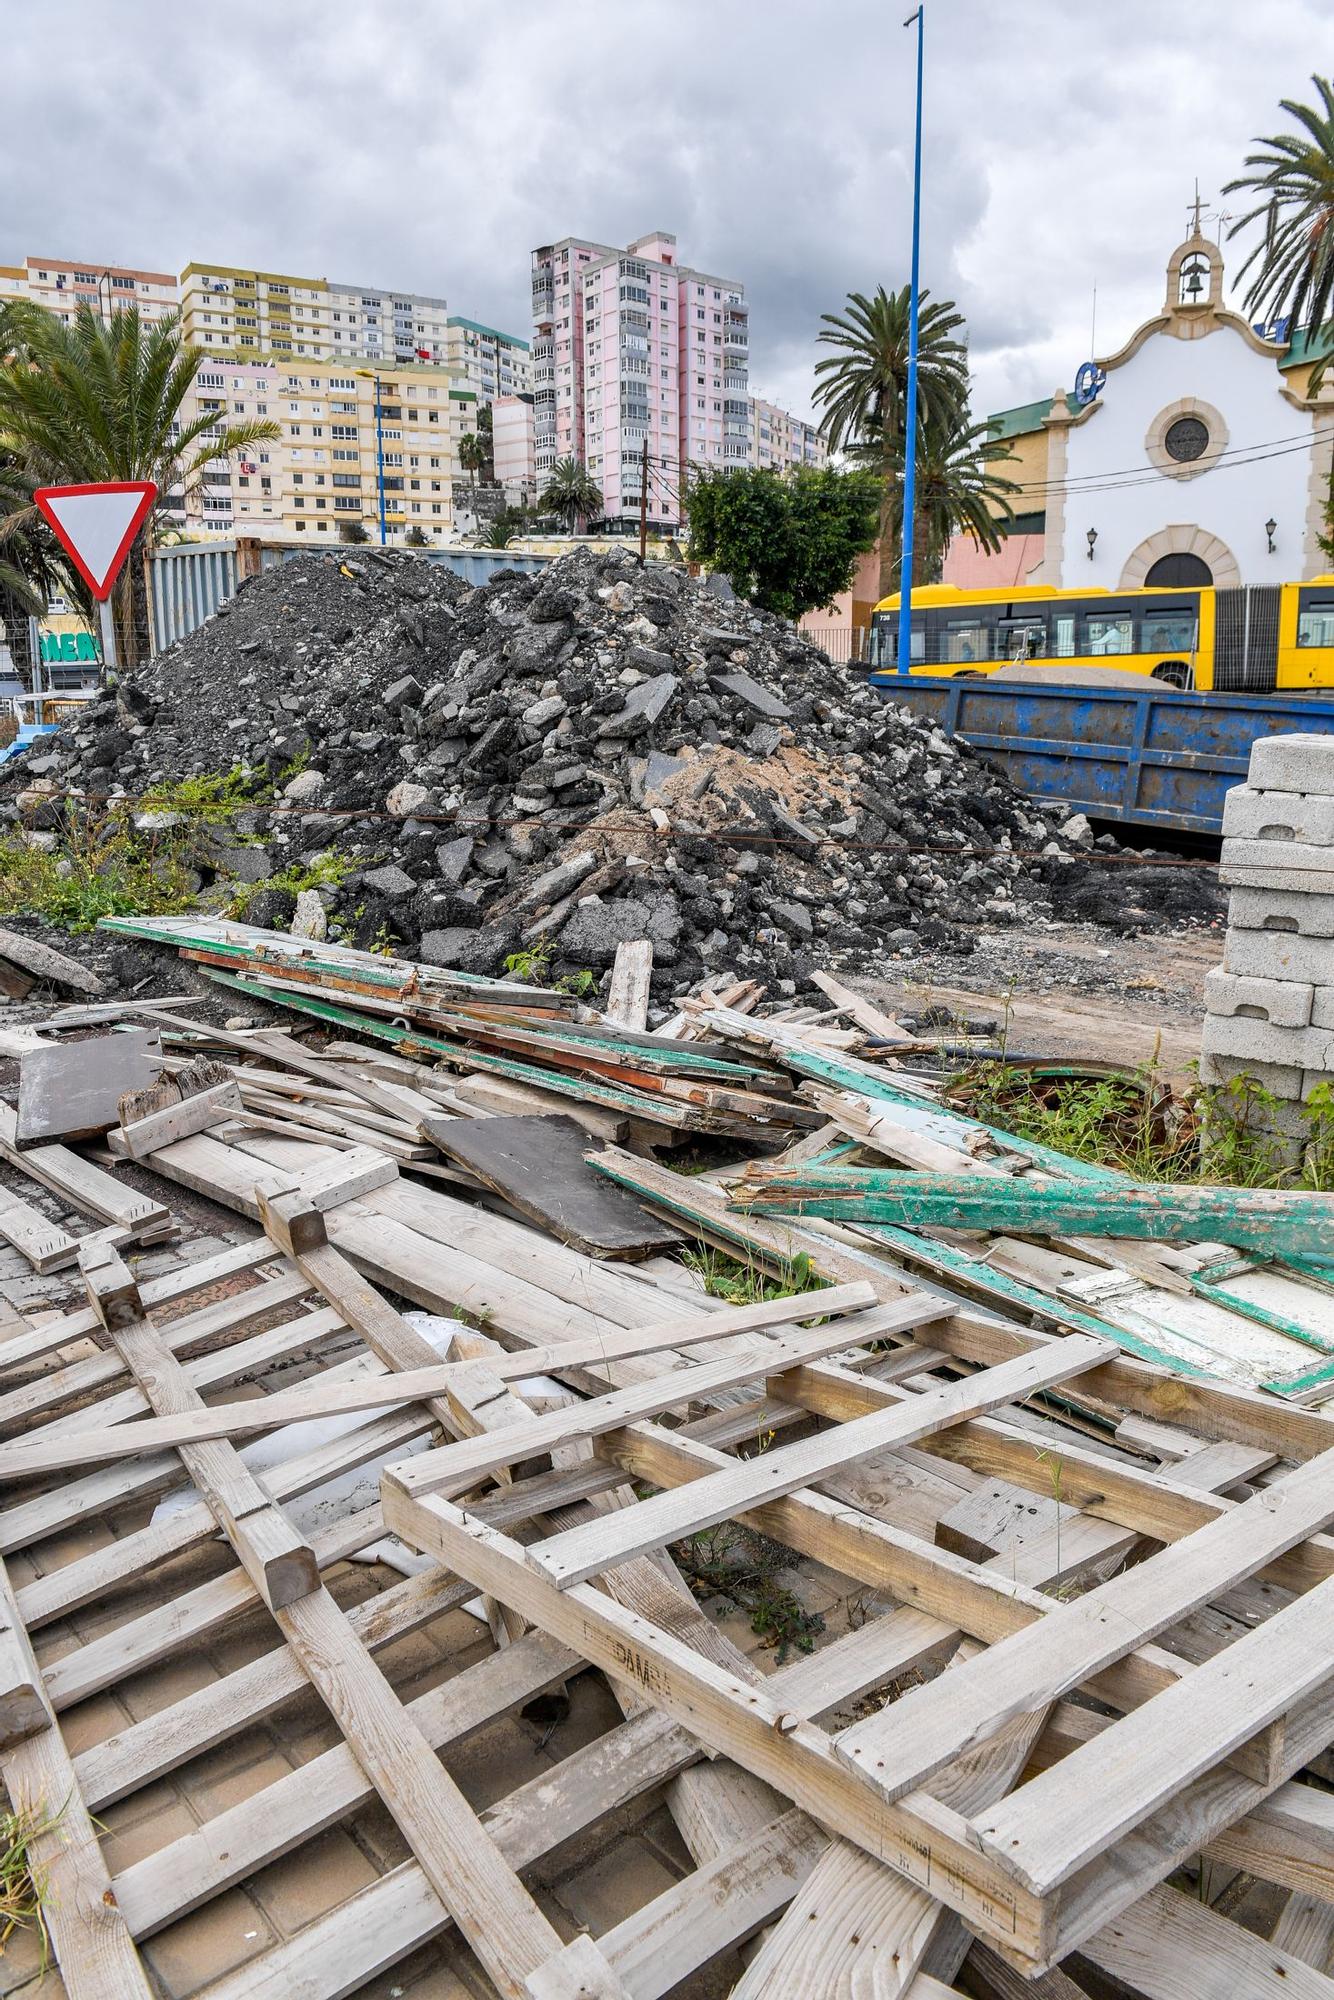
[{"x1": 1, "y1": 546, "x2": 1222, "y2": 1000}]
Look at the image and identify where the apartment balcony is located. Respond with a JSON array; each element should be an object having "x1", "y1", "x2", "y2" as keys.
[{"x1": 723, "y1": 331, "x2": 748, "y2": 350}]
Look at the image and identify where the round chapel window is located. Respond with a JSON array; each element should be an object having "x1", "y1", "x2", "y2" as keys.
[{"x1": 1164, "y1": 416, "x2": 1209, "y2": 462}]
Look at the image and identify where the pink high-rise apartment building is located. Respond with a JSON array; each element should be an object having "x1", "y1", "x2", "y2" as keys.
[{"x1": 530, "y1": 230, "x2": 750, "y2": 532}]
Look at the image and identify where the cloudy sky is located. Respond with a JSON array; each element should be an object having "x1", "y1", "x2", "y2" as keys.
[{"x1": 7, "y1": 1, "x2": 1327, "y2": 422}]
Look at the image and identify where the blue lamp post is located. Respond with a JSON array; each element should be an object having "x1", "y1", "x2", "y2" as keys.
[{"x1": 897, "y1": 4, "x2": 925, "y2": 676}]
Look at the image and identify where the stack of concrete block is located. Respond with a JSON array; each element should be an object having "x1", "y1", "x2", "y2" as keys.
[{"x1": 1201, "y1": 735, "x2": 1334, "y2": 1163}]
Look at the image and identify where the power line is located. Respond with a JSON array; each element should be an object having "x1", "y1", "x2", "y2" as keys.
[{"x1": 1004, "y1": 425, "x2": 1334, "y2": 500}]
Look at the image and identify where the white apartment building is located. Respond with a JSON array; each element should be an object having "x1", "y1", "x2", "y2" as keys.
[
  {"x1": 179, "y1": 264, "x2": 452, "y2": 366},
  {"x1": 0, "y1": 254, "x2": 177, "y2": 324},
  {"x1": 163, "y1": 360, "x2": 471, "y2": 546},
  {"x1": 529, "y1": 229, "x2": 751, "y2": 532},
  {"x1": 750, "y1": 396, "x2": 827, "y2": 472},
  {"x1": 445, "y1": 318, "x2": 532, "y2": 406}
]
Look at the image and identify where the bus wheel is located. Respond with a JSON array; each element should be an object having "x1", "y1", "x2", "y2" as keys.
[
  {"x1": 952, "y1": 669, "x2": 984, "y2": 679},
  {"x1": 1151, "y1": 661, "x2": 1190, "y2": 689}
]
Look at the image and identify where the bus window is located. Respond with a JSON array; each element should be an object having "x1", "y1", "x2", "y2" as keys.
[
  {"x1": 942, "y1": 618, "x2": 990, "y2": 664},
  {"x1": 1137, "y1": 609, "x2": 1196, "y2": 653},
  {"x1": 999, "y1": 619, "x2": 1045, "y2": 662},
  {"x1": 1053, "y1": 615, "x2": 1076, "y2": 657},
  {"x1": 1084, "y1": 613, "x2": 1134, "y2": 656},
  {"x1": 1298, "y1": 602, "x2": 1334, "y2": 648}
]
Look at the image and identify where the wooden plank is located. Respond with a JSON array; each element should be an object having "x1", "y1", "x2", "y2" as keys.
[
  {"x1": 428, "y1": 1114, "x2": 680, "y2": 1259},
  {"x1": 384, "y1": 1486, "x2": 1055, "y2": 1966},
  {"x1": 389, "y1": 1300, "x2": 956, "y2": 1504},
  {"x1": 0, "y1": 1187, "x2": 80, "y2": 1271},
  {"x1": 528, "y1": 1334, "x2": 1116, "y2": 1588},
  {"x1": 526, "y1": 1934, "x2": 634, "y2": 1998},
  {"x1": 835, "y1": 1443, "x2": 1334, "y2": 1808},
  {"x1": 737, "y1": 1166, "x2": 1334, "y2": 1260},
  {"x1": 1080, "y1": 1881, "x2": 1334, "y2": 2000},
  {"x1": 0, "y1": 1360, "x2": 538, "y2": 1477},
  {"x1": 15, "y1": 1029, "x2": 168, "y2": 1147},
  {"x1": 0, "y1": 1550, "x2": 151, "y2": 1998},
  {"x1": 605, "y1": 940, "x2": 653, "y2": 1032},
  {"x1": 109, "y1": 1080, "x2": 243, "y2": 1158},
  {"x1": 811, "y1": 967, "x2": 919, "y2": 1044},
  {"x1": 978, "y1": 1566, "x2": 1334, "y2": 1893},
  {"x1": 1272, "y1": 1894, "x2": 1334, "y2": 1972},
  {"x1": 80, "y1": 1241, "x2": 318, "y2": 1612},
  {"x1": 0, "y1": 1234, "x2": 281, "y2": 1374},
  {"x1": 0, "y1": 1099, "x2": 170, "y2": 1235},
  {"x1": 0, "y1": 1556, "x2": 47, "y2": 1751}
]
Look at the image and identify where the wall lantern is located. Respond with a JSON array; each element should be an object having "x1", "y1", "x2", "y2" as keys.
[
  {"x1": 1086, "y1": 527, "x2": 1098, "y2": 561},
  {"x1": 1265, "y1": 517, "x2": 1277, "y2": 554}
]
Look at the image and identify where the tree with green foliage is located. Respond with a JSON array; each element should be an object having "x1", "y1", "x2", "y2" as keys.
[
  {"x1": 1225, "y1": 76, "x2": 1334, "y2": 555},
  {"x1": 912, "y1": 413, "x2": 1019, "y2": 581},
  {"x1": 685, "y1": 464, "x2": 882, "y2": 621},
  {"x1": 404, "y1": 523, "x2": 429, "y2": 546},
  {"x1": 338, "y1": 518, "x2": 371, "y2": 543},
  {"x1": 813, "y1": 286, "x2": 969, "y2": 597},
  {"x1": 0, "y1": 304, "x2": 278, "y2": 666},
  {"x1": 539, "y1": 456, "x2": 603, "y2": 534},
  {"x1": 458, "y1": 432, "x2": 487, "y2": 488}
]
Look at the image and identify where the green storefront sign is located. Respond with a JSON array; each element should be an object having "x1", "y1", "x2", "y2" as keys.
[{"x1": 40, "y1": 631, "x2": 101, "y2": 665}]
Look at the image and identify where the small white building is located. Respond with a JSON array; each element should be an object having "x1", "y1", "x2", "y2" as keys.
[{"x1": 946, "y1": 226, "x2": 1334, "y2": 595}]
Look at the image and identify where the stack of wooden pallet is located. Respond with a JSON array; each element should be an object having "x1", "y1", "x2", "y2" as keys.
[{"x1": 0, "y1": 918, "x2": 1327, "y2": 1996}]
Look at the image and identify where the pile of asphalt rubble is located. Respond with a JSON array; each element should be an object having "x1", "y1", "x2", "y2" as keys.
[{"x1": 4, "y1": 548, "x2": 1222, "y2": 1000}]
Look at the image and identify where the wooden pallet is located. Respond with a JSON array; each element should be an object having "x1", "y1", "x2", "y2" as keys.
[{"x1": 383, "y1": 1290, "x2": 1334, "y2": 1981}]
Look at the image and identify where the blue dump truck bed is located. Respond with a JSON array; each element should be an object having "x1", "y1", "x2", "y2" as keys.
[{"x1": 868, "y1": 674, "x2": 1334, "y2": 835}]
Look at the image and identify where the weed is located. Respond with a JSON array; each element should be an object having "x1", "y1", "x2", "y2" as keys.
[
  {"x1": 227, "y1": 852, "x2": 350, "y2": 919},
  {"x1": 141, "y1": 763, "x2": 272, "y2": 826},
  {"x1": 0, "y1": 1794, "x2": 72, "y2": 1966},
  {"x1": 503, "y1": 944, "x2": 552, "y2": 986},
  {"x1": 0, "y1": 814, "x2": 196, "y2": 933},
  {"x1": 555, "y1": 967, "x2": 597, "y2": 999},
  {"x1": 682, "y1": 1242, "x2": 827, "y2": 1307},
  {"x1": 673, "y1": 1523, "x2": 824, "y2": 1662},
  {"x1": 1196, "y1": 1072, "x2": 1294, "y2": 1187},
  {"x1": 950, "y1": 1060, "x2": 1194, "y2": 1181}
]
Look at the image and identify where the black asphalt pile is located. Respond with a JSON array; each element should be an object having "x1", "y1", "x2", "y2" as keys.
[{"x1": 1, "y1": 546, "x2": 1222, "y2": 997}]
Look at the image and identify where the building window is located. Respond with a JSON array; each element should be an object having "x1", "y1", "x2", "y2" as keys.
[{"x1": 1164, "y1": 416, "x2": 1209, "y2": 462}]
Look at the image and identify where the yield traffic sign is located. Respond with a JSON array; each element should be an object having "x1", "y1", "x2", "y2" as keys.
[{"x1": 33, "y1": 482, "x2": 157, "y2": 601}]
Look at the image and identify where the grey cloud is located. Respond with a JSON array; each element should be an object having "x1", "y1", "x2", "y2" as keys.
[{"x1": 6, "y1": 0, "x2": 1330, "y2": 422}]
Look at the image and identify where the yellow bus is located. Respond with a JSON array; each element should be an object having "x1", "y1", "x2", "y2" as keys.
[{"x1": 866, "y1": 580, "x2": 1334, "y2": 694}]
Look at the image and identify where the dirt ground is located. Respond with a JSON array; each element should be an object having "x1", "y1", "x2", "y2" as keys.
[{"x1": 858, "y1": 920, "x2": 1222, "y2": 1076}]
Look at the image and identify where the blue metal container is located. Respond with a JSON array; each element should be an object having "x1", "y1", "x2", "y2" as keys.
[{"x1": 868, "y1": 676, "x2": 1334, "y2": 834}]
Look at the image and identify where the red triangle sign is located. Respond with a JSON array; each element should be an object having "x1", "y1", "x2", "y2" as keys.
[{"x1": 34, "y1": 482, "x2": 158, "y2": 601}]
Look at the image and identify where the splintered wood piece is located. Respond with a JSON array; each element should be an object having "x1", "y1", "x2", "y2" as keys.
[
  {"x1": 426, "y1": 1113, "x2": 680, "y2": 1259},
  {"x1": 111, "y1": 1082, "x2": 243, "y2": 1159},
  {"x1": 0, "y1": 1561, "x2": 48, "y2": 1752},
  {"x1": 605, "y1": 939, "x2": 654, "y2": 1032},
  {"x1": 0, "y1": 1189, "x2": 79, "y2": 1272},
  {"x1": 811, "y1": 968, "x2": 919, "y2": 1045},
  {"x1": 528, "y1": 1334, "x2": 1116, "y2": 1588},
  {"x1": 0, "y1": 924, "x2": 104, "y2": 997},
  {"x1": 15, "y1": 1029, "x2": 168, "y2": 1148}
]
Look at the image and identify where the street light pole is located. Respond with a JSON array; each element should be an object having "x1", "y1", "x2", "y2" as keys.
[{"x1": 897, "y1": 5, "x2": 925, "y2": 677}]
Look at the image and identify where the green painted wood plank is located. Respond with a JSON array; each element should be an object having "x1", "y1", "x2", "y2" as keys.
[{"x1": 735, "y1": 1169, "x2": 1334, "y2": 1261}]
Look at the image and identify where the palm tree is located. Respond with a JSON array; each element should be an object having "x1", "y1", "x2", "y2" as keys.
[
  {"x1": 813, "y1": 286, "x2": 970, "y2": 597},
  {"x1": 539, "y1": 457, "x2": 603, "y2": 535},
  {"x1": 483, "y1": 518, "x2": 514, "y2": 549},
  {"x1": 0, "y1": 453, "x2": 83, "y2": 687},
  {"x1": 910, "y1": 415, "x2": 1019, "y2": 583},
  {"x1": 1225, "y1": 76, "x2": 1334, "y2": 356},
  {"x1": 0, "y1": 304, "x2": 279, "y2": 666},
  {"x1": 458, "y1": 432, "x2": 487, "y2": 488}
]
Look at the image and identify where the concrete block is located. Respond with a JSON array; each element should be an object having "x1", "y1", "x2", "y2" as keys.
[
  {"x1": 1199, "y1": 1012, "x2": 1334, "y2": 1073},
  {"x1": 1247, "y1": 733, "x2": 1334, "y2": 797},
  {"x1": 1224, "y1": 927, "x2": 1334, "y2": 984},
  {"x1": 1221, "y1": 786, "x2": 1334, "y2": 846},
  {"x1": 1203, "y1": 967, "x2": 1314, "y2": 1027},
  {"x1": 1219, "y1": 859, "x2": 1334, "y2": 895},
  {"x1": 1308, "y1": 989, "x2": 1334, "y2": 1033},
  {"x1": 1197, "y1": 1050, "x2": 1309, "y2": 1100},
  {"x1": 1227, "y1": 886, "x2": 1334, "y2": 938}
]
